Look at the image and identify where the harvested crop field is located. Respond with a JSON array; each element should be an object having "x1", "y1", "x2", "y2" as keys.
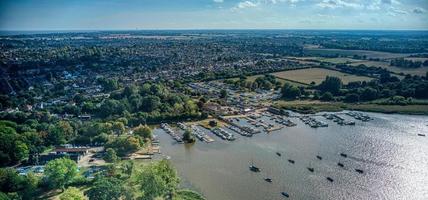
[{"x1": 271, "y1": 68, "x2": 373, "y2": 84}]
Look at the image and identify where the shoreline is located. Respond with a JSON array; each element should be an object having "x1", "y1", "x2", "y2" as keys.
[{"x1": 273, "y1": 100, "x2": 428, "y2": 115}]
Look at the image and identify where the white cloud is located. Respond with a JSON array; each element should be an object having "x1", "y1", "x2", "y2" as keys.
[
  {"x1": 233, "y1": 1, "x2": 259, "y2": 10},
  {"x1": 213, "y1": 0, "x2": 224, "y2": 3},
  {"x1": 317, "y1": 0, "x2": 363, "y2": 9},
  {"x1": 387, "y1": 7, "x2": 408, "y2": 16},
  {"x1": 265, "y1": 0, "x2": 300, "y2": 4}
]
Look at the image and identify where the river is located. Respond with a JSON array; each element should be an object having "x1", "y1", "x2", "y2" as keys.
[{"x1": 154, "y1": 112, "x2": 428, "y2": 200}]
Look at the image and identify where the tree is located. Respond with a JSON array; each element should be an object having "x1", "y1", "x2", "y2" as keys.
[
  {"x1": 60, "y1": 187, "x2": 86, "y2": 200},
  {"x1": 58, "y1": 121, "x2": 75, "y2": 140},
  {"x1": 134, "y1": 125, "x2": 153, "y2": 140},
  {"x1": 320, "y1": 92, "x2": 334, "y2": 101},
  {"x1": 182, "y1": 129, "x2": 195, "y2": 143},
  {"x1": 344, "y1": 93, "x2": 359, "y2": 103},
  {"x1": 360, "y1": 87, "x2": 378, "y2": 101},
  {"x1": 0, "y1": 168, "x2": 24, "y2": 193},
  {"x1": 44, "y1": 158, "x2": 78, "y2": 191},
  {"x1": 319, "y1": 76, "x2": 342, "y2": 95},
  {"x1": 0, "y1": 124, "x2": 29, "y2": 166},
  {"x1": 103, "y1": 148, "x2": 118, "y2": 163},
  {"x1": 281, "y1": 83, "x2": 300, "y2": 100},
  {"x1": 139, "y1": 160, "x2": 179, "y2": 200},
  {"x1": 86, "y1": 177, "x2": 124, "y2": 200},
  {"x1": 219, "y1": 89, "x2": 227, "y2": 99},
  {"x1": 141, "y1": 96, "x2": 161, "y2": 112},
  {"x1": 105, "y1": 136, "x2": 142, "y2": 157},
  {"x1": 112, "y1": 122, "x2": 125, "y2": 135}
]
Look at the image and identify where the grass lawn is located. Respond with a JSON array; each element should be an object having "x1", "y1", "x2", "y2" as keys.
[{"x1": 271, "y1": 68, "x2": 373, "y2": 85}]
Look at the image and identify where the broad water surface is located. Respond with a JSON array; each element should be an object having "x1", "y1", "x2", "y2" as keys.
[{"x1": 155, "y1": 112, "x2": 428, "y2": 200}]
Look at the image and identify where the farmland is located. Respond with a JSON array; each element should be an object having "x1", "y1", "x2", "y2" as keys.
[
  {"x1": 271, "y1": 68, "x2": 373, "y2": 84},
  {"x1": 303, "y1": 47, "x2": 413, "y2": 59}
]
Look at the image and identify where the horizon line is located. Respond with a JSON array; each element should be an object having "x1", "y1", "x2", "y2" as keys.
[{"x1": 1, "y1": 28, "x2": 428, "y2": 32}]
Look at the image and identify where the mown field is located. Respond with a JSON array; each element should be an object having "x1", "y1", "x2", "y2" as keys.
[{"x1": 271, "y1": 68, "x2": 373, "y2": 84}]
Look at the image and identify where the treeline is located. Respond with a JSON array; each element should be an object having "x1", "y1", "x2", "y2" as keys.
[
  {"x1": 280, "y1": 71, "x2": 428, "y2": 104},
  {"x1": 0, "y1": 158, "x2": 205, "y2": 200},
  {"x1": 50, "y1": 82, "x2": 203, "y2": 125},
  {"x1": 390, "y1": 58, "x2": 428, "y2": 68},
  {"x1": 224, "y1": 74, "x2": 282, "y2": 91}
]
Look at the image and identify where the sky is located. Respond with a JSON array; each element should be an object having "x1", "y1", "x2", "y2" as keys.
[{"x1": 0, "y1": 0, "x2": 427, "y2": 30}]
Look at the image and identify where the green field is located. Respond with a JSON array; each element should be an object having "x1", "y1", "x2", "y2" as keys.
[{"x1": 271, "y1": 68, "x2": 373, "y2": 84}]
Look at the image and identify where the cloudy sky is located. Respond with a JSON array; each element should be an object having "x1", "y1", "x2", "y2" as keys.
[{"x1": 0, "y1": 0, "x2": 427, "y2": 30}]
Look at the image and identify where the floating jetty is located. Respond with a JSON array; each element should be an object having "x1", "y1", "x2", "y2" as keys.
[
  {"x1": 227, "y1": 125, "x2": 252, "y2": 137},
  {"x1": 212, "y1": 127, "x2": 235, "y2": 141},
  {"x1": 177, "y1": 123, "x2": 214, "y2": 143},
  {"x1": 323, "y1": 113, "x2": 355, "y2": 126},
  {"x1": 160, "y1": 123, "x2": 183, "y2": 143},
  {"x1": 274, "y1": 117, "x2": 297, "y2": 127},
  {"x1": 346, "y1": 112, "x2": 373, "y2": 121},
  {"x1": 225, "y1": 118, "x2": 261, "y2": 135},
  {"x1": 247, "y1": 117, "x2": 283, "y2": 133},
  {"x1": 192, "y1": 126, "x2": 215, "y2": 143},
  {"x1": 299, "y1": 116, "x2": 328, "y2": 128}
]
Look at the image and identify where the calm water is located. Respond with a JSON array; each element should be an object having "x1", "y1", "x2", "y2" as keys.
[{"x1": 155, "y1": 112, "x2": 428, "y2": 200}]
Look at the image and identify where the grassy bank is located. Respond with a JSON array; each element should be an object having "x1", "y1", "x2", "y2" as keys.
[{"x1": 274, "y1": 100, "x2": 428, "y2": 115}]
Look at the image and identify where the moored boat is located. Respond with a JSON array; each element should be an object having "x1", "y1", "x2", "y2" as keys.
[{"x1": 281, "y1": 192, "x2": 289, "y2": 198}]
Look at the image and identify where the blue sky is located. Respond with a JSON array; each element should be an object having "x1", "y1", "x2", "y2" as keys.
[{"x1": 0, "y1": 0, "x2": 427, "y2": 30}]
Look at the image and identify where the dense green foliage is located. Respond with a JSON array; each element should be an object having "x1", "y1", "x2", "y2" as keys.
[
  {"x1": 281, "y1": 83, "x2": 301, "y2": 100},
  {"x1": 0, "y1": 168, "x2": 40, "y2": 200},
  {"x1": 133, "y1": 124, "x2": 153, "y2": 140},
  {"x1": 105, "y1": 136, "x2": 143, "y2": 157},
  {"x1": 224, "y1": 74, "x2": 282, "y2": 91},
  {"x1": 390, "y1": 58, "x2": 423, "y2": 68},
  {"x1": 44, "y1": 158, "x2": 78, "y2": 191},
  {"x1": 183, "y1": 129, "x2": 196, "y2": 143},
  {"x1": 86, "y1": 177, "x2": 124, "y2": 200},
  {"x1": 60, "y1": 187, "x2": 86, "y2": 200}
]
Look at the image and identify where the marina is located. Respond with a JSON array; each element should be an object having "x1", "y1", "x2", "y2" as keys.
[
  {"x1": 160, "y1": 123, "x2": 183, "y2": 143},
  {"x1": 156, "y1": 112, "x2": 428, "y2": 200}
]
